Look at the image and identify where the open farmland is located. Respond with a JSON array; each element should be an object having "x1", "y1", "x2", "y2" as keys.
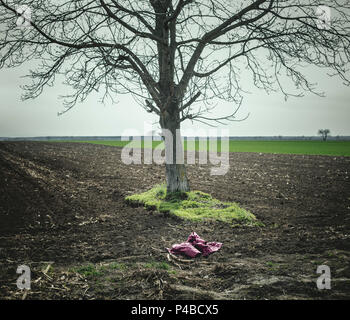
[
  {"x1": 0, "y1": 141, "x2": 349, "y2": 300},
  {"x1": 71, "y1": 140, "x2": 350, "y2": 157}
]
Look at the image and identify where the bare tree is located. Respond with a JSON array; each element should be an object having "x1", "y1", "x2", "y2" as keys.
[
  {"x1": 318, "y1": 129, "x2": 331, "y2": 141},
  {"x1": 1, "y1": 0, "x2": 350, "y2": 192}
]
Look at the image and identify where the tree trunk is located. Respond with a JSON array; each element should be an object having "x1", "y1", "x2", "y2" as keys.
[
  {"x1": 160, "y1": 110, "x2": 190, "y2": 193},
  {"x1": 165, "y1": 162, "x2": 189, "y2": 193}
]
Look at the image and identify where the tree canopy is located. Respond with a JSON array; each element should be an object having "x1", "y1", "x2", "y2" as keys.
[{"x1": 1, "y1": 0, "x2": 349, "y2": 121}]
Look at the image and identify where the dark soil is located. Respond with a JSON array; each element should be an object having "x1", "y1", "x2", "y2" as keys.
[{"x1": 0, "y1": 141, "x2": 349, "y2": 300}]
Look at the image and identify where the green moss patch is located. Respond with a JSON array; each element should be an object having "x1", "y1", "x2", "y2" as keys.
[
  {"x1": 125, "y1": 184, "x2": 257, "y2": 225},
  {"x1": 70, "y1": 264, "x2": 104, "y2": 278}
]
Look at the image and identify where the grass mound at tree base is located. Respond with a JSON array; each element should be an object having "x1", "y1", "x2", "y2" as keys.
[{"x1": 125, "y1": 184, "x2": 258, "y2": 226}]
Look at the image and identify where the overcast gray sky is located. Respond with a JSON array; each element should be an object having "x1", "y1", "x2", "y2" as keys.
[
  {"x1": 0, "y1": 57, "x2": 349, "y2": 138},
  {"x1": 0, "y1": 1, "x2": 349, "y2": 138}
]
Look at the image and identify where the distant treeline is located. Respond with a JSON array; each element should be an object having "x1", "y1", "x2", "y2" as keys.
[{"x1": 1, "y1": 136, "x2": 350, "y2": 141}]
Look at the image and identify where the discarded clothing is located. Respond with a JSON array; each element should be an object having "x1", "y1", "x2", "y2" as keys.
[
  {"x1": 168, "y1": 242, "x2": 201, "y2": 258},
  {"x1": 167, "y1": 232, "x2": 222, "y2": 258}
]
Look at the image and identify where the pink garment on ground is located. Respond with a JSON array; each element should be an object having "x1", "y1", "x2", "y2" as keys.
[{"x1": 167, "y1": 232, "x2": 222, "y2": 258}]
